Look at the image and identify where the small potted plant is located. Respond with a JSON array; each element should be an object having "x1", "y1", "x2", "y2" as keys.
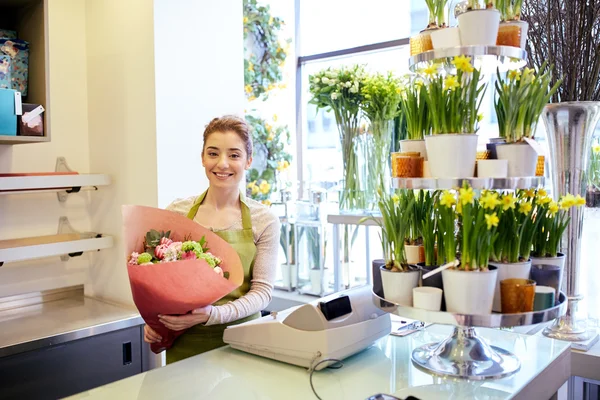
[
  {"x1": 366, "y1": 190, "x2": 420, "y2": 306},
  {"x1": 587, "y1": 141, "x2": 600, "y2": 207},
  {"x1": 495, "y1": 0, "x2": 528, "y2": 49},
  {"x1": 494, "y1": 63, "x2": 562, "y2": 176},
  {"x1": 457, "y1": 0, "x2": 501, "y2": 46},
  {"x1": 410, "y1": 0, "x2": 446, "y2": 56},
  {"x1": 441, "y1": 184, "x2": 500, "y2": 314},
  {"x1": 430, "y1": 1, "x2": 462, "y2": 49},
  {"x1": 488, "y1": 192, "x2": 539, "y2": 311},
  {"x1": 399, "y1": 74, "x2": 430, "y2": 161},
  {"x1": 424, "y1": 56, "x2": 486, "y2": 178}
]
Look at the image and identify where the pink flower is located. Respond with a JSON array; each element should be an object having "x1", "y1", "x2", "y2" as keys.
[
  {"x1": 128, "y1": 252, "x2": 140, "y2": 265},
  {"x1": 160, "y1": 237, "x2": 173, "y2": 247},
  {"x1": 181, "y1": 251, "x2": 197, "y2": 260},
  {"x1": 169, "y1": 241, "x2": 182, "y2": 254},
  {"x1": 154, "y1": 244, "x2": 168, "y2": 260},
  {"x1": 213, "y1": 266, "x2": 224, "y2": 277}
]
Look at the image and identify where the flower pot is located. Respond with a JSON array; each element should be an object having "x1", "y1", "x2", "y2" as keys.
[
  {"x1": 372, "y1": 259, "x2": 386, "y2": 297},
  {"x1": 476, "y1": 159, "x2": 508, "y2": 178},
  {"x1": 500, "y1": 278, "x2": 536, "y2": 313},
  {"x1": 418, "y1": 263, "x2": 446, "y2": 311},
  {"x1": 486, "y1": 138, "x2": 506, "y2": 160},
  {"x1": 391, "y1": 154, "x2": 424, "y2": 178},
  {"x1": 413, "y1": 287, "x2": 443, "y2": 311},
  {"x1": 495, "y1": 142, "x2": 538, "y2": 177},
  {"x1": 380, "y1": 265, "x2": 420, "y2": 306},
  {"x1": 424, "y1": 134, "x2": 478, "y2": 178},
  {"x1": 399, "y1": 139, "x2": 428, "y2": 160},
  {"x1": 489, "y1": 259, "x2": 532, "y2": 312},
  {"x1": 458, "y1": 9, "x2": 501, "y2": 46},
  {"x1": 431, "y1": 27, "x2": 461, "y2": 49},
  {"x1": 409, "y1": 29, "x2": 434, "y2": 56},
  {"x1": 280, "y1": 263, "x2": 298, "y2": 289},
  {"x1": 496, "y1": 20, "x2": 528, "y2": 49},
  {"x1": 442, "y1": 266, "x2": 498, "y2": 314},
  {"x1": 405, "y1": 244, "x2": 425, "y2": 264},
  {"x1": 530, "y1": 253, "x2": 565, "y2": 301}
]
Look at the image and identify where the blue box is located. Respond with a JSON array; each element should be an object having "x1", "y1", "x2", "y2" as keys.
[
  {"x1": 0, "y1": 88, "x2": 17, "y2": 136},
  {"x1": 0, "y1": 39, "x2": 29, "y2": 97}
]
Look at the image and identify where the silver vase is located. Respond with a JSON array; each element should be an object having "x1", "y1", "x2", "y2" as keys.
[{"x1": 542, "y1": 101, "x2": 600, "y2": 342}]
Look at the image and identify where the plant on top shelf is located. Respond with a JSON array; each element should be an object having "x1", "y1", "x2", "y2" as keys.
[
  {"x1": 457, "y1": 184, "x2": 500, "y2": 270},
  {"x1": 308, "y1": 65, "x2": 367, "y2": 211},
  {"x1": 366, "y1": 189, "x2": 415, "y2": 272},
  {"x1": 489, "y1": 191, "x2": 539, "y2": 263},
  {"x1": 495, "y1": 0, "x2": 524, "y2": 20},
  {"x1": 494, "y1": 63, "x2": 562, "y2": 143},
  {"x1": 424, "y1": 56, "x2": 486, "y2": 135},
  {"x1": 424, "y1": 0, "x2": 448, "y2": 29},
  {"x1": 360, "y1": 71, "x2": 404, "y2": 189},
  {"x1": 531, "y1": 189, "x2": 585, "y2": 258},
  {"x1": 400, "y1": 75, "x2": 430, "y2": 140}
]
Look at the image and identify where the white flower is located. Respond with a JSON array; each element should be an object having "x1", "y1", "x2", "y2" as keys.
[
  {"x1": 344, "y1": 81, "x2": 352, "y2": 88},
  {"x1": 162, "y1": 246, "x2": 179, "y2": 262},
  {"x1": 312, "y1": 77, "x2": 320, "y2": 84},
  {"x1": 349, "y1": 84, "x2": 359, "y2": 94},
  {"x1": 321, "y1": 77, "x2": 330, "y2": 84},
  {"x1": 331, "y1": 92, "x2": 339, "y2": 100},
  {"x1": 328, "y1": 80, "x2": 335, "y2": 86}
]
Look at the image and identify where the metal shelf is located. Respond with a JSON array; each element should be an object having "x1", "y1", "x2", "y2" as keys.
[
  {"x1": 392, "y1": 177, "x2": 544, "y2": 190},
  {"x1": 0, "y1": 135, "x2": 50, "y2": 145},
  {"x1": 409, "y1": 45, "x2": 527, "y2": 72},
  {"x1": 0, "y1": 174, "x2": 110, "y2": 195}
]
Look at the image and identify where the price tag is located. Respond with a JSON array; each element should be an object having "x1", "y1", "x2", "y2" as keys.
[
  {"x1": 523, "y1": 137, "x2": 545, "y2": 156},
  {"x1": 13, "y1": 91, "x2": 21, "y2": 115},
  {"x1": 21, "y1": 105, "x2": 45, "y2": 124}
]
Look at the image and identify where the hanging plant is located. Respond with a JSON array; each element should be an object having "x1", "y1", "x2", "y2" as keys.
[
  {"x1": 245, "y1": 114, "x2": 292, "y2": 205},
  {"x1": 243, "y1": 0, "x2": 291, "y2": 101}
]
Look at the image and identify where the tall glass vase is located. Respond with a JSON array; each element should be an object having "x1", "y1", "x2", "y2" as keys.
[
  {"x1": 542, "y1": 101, "x2": 600, "y2": 342},
  {"x1": 336, "y1": 118, "x2": 368, "y2": 213},
  {"x1": 370, "y1": 119, "x2": 394, "y2": 195}
]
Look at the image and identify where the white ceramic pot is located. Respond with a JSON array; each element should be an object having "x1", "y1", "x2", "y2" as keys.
[
  {"x1": 280, "y1": 263, "x2": 298, "y2": 289},
  {"x1": 405, "y1": 244, "x2": 425, "y2": 264},
  {"x1": 381, "y1": 267, "x2": 421, "y2": 306},
  {"x1": 489, "y1": 259, "x2": 532, "y2": 312},
  {"x1": 413, "y1": 287, "x2": 443, "y2": 311},
  {"x1": 442, "y1": 266, "x2": 498, "y2": 314},
  {"x1": 400, "y1": 139, "x2": 428, "y2": 161},
  {"x1": 531, "y1": 252, "x2": 566, "y2": 269},
  {"x1": 495, "y1": 142, "x2": 538, "y2": 177},
  {"x1": 424, "y1": 134, "x2": 478, "y2": 178},
  {"x1": 458, "y1": 9, "x2": 501, "y2": 46},
  {"x1": 514, "y1": 20, "x2": 529, "y2": 49},
  {"x1": 477, "y1": 159, "x2": 508, "y2": 178},
  {"x1": 423, "y1": 161, "x2": 432, "y2": 178},
  {"x1": 310, "y1": 269, "x2": 322, "y2": 293},
  {"x1": 431, "y1": 27, "x2": 461, "y2": 49}
]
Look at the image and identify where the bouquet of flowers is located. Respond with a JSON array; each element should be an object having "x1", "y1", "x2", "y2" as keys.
[{"x1": 122, "y1": 205, "x2": 244, "y2": 354}]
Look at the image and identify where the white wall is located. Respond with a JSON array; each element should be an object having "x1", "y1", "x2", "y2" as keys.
[
  {"x1": 84, "y1": 0, "x2": 159, "y2": 305},
  {"x1": 154, "y1": 0, "x2": 244, "y2": 209},
  {"x1": 0, "y1": 0, "x2": 92, "y2": 297}
]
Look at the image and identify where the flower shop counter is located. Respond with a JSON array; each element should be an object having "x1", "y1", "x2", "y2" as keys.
[{"x1": 67, "y1": 324, "x2": 571, "y2": 400}]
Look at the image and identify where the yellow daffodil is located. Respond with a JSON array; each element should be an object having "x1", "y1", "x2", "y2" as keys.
[
  {"x1": 452, "y1": 55, "x2": 474, "y2": 73},
  {"x1": 251, "y1": 185, "x2": 259, "y2": 195},
  {"x1": 440, "y1": 190, "x2": 456, "y2": 207},
  {"x1": 518, "y1": 201, "x2": 533, "y2": 214},
  {"x1": 249, "y1": 95, "x2": 257, "y2": 101},
  {"x1": 575, "y1": 194, "x2": 586, "y2": 207},
  {"x1": 485, "y1": 213, "x2": 500, "y2": 230},
  {"x1": 548, "y1": 201, "x2": 560, "y2": 215},
  {"x1": 593, "y1": 144, "x2": 600, "y2": 153},
  {"x1": 277, "y1": 160, "x2": 290, "y2": 171},
  {"x1": 508, "y1": 70, "x2": 521, "y2": 81},
  {"x1": 536, "y1": 195, "x2": 552, "y2": 205},
  {"x1": 391, "y1": 194, "x2": 400, "y2": 205},
  {"x1": 477, "y1": 113, "x2": 484, "y2": 122},
  {"x1": 245, "y1": 85, "x2": 253, "y2": 94},
  {"x1": 243, "y1": 16, "x2": 248, "y2": 24},
  {"x1": 501, "y1": 193, "x2": 517, "y2": 211},
  {"x1": 265, "y1": 123, "x2": 272, "y2": 132},
  {"x1": 456, "y1": 201, "x2": 463, "y2": 215},
  {"x1": 248, "y1": 62, "x2": 254, "y2": 72},
  {"x1": 459, "y1": 186, "x2": 475, "y2": 206},
  {"x1": 444, "y1": 76, "x2": 460, "y2": 91},
  {"x1": 259, "y1": 180, "x2": 271, "y2": 194},
  {"x1": 247, "y1": 181, "x2": 257, "y2": 189},
  {"x1": 423, "y1": 64, "x2": 438, "y2": 77},
  {"x1": 266, "y1": 134, "x2": 274, "y2": 141},
  {"x1": 262, "y1": 199, "x2": 272, "y2": 206},
  {"x1": 560, "y1": 193, "x2": 576, "y2": 209},
  {"x1": 272, "y1": 114, "x2": 278, "y2": 122},
  {"x1": 523, "y1": 189, "x2": 536, "y2": 198},
  {"x1": 537, "y1": 188, "x2": 548, "y2": 197},
  {"x1": 479, "y1": 192, "x2": 501, "y2": 210}
]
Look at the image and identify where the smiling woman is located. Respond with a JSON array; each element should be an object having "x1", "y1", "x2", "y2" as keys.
[{"x1": 144, "y1": 115, "x2": 281, "y2": 364}]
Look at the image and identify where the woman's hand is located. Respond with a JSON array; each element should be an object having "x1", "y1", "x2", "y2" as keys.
[
  {"x1": 158, "y1": 306, "x2": 213, "y2": 331},
  {"x1": 144, "y1": 325, "x2": 162, "y2": 344}
]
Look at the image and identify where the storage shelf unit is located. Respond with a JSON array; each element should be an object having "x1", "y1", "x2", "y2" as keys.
[
  {"x1": 392, "y1": 177, "x2": 545, "y2": 190},
  {"x1": 0, "y1": 174, "x2": 111, "y2": 195},
  {"x1": 0, "y1": 234, "x2": 113, "y2": 265}
]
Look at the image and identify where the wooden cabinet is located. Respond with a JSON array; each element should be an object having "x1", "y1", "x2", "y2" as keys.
[{"x1": 0, "y1": 326, "x2": 147, "y2": 400}]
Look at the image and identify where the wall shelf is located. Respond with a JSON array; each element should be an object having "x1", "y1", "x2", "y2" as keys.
[
  {"x1": 0, "y1": 135, "x2": 50, "y2": 145},
  {"x1": 0, "y1": 173, "x2": 111, "y2": 195},
  {"x1": 0, "y1": 233, "x2": 113, "y2": 266}
]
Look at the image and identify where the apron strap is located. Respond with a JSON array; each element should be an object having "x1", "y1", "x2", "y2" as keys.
[{"x1": 186, "y1": 189, "x2": 252, "y2": 231}]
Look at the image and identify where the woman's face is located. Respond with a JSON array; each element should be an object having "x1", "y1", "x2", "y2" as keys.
[{"x1": 202, "y1": 130, "x2": 252, "y2": 189}]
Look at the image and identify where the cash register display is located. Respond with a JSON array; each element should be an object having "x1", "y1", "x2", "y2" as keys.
[{"x1": 318, "y1": 295, "x2": 352, "y2": 321}]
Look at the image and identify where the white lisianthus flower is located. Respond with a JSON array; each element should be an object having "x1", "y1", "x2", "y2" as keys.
[
  {"x1": 345, "y1": 81, "x2": 352, "y2": 88},
  {"x1": 313, "y1": 77, "x2": 320, "y2": 84},
  {"x1": 349, "y1": 84, "x2": 359, "y2": 94},
  {"x1": 331, "y1": 92, "x2": 339, "y2": 100},
  {"x1": 322, "y1": 77, "x2": 329, "y2": 84}
]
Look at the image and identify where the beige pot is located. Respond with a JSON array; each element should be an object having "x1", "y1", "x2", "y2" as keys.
[{"x1": 405, "y1": 244, "x2": 425, "y2": 264}]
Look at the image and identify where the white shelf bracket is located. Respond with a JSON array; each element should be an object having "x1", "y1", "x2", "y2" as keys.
[
  {"x1": 55, "y1": 157, "x2": 96, "y2": 202},
  {"x1": 57, "y1": 216, "x2": 102, "y2": 261}
]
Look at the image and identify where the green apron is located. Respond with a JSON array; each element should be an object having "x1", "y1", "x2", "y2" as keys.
[{"x1": 166, "y1": 190, "x2": 260, "y2": 364}]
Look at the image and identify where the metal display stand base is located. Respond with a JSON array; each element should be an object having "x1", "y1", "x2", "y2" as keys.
[
  {"x1": 543, "y1": 296, "x2": 599, "y2": 343},
  {"x1": 412, "y1": 326, "x2": 520, "y2": 380}
]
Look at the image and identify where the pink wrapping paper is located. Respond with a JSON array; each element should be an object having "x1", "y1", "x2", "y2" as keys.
[{"x1": 122, "y1": 205, "x2": 244, "y2": 353}]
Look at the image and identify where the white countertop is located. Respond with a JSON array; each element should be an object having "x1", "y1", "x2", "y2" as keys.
[{"x1": 68, "y1": 324, "x2": 570, "y2": 400}]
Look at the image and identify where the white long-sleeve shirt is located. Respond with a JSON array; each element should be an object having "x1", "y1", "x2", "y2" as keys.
[{"x1": 165, "y1": 195, "x2": 280, "y2": 326}]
